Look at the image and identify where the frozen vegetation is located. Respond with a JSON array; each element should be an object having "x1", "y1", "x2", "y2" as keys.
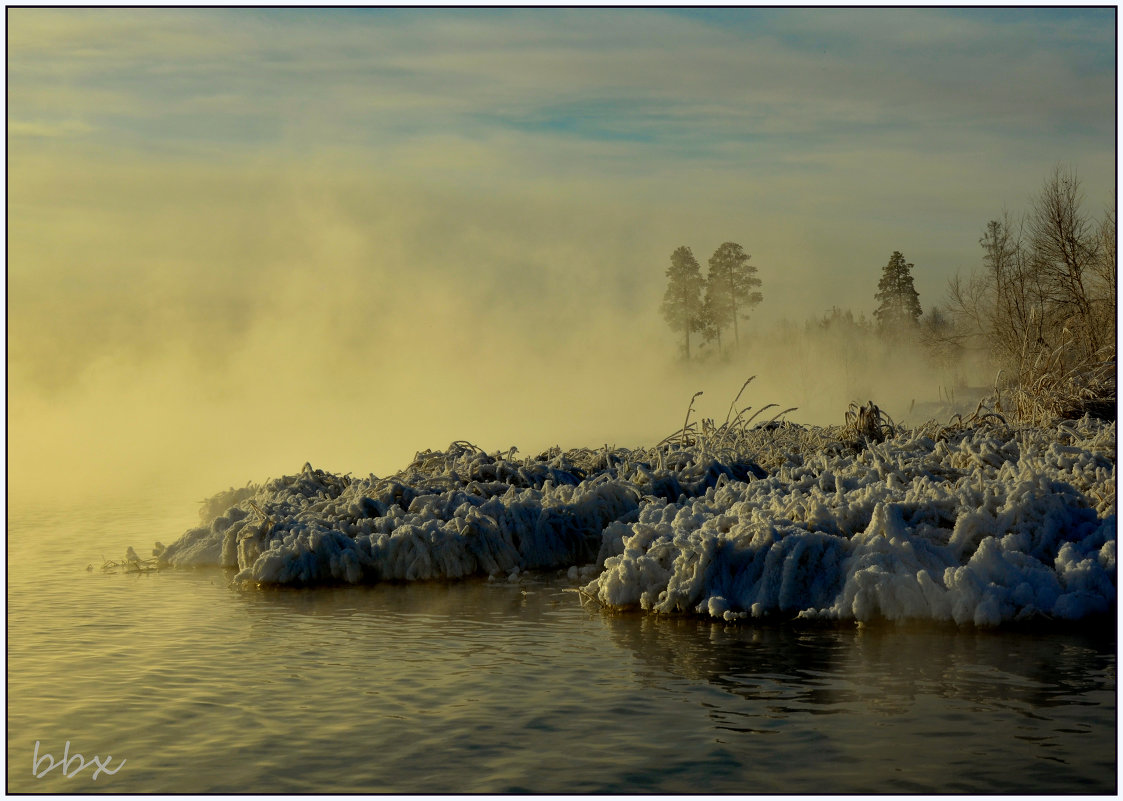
[{"x1": 149, "y1": 408, "x2": 1115, "y2": 627}]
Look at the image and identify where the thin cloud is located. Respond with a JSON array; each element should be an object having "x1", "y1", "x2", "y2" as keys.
[
  {"x1": 8, "y1": 8, "x2": 1113, "y2": 159},
  {"x1": 8, "y1": 118, "x2": 96, "y2": 138}
]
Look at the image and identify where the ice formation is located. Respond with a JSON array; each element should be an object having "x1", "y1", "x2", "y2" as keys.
[{"x1": 153, "y1": 417, "x2": 1116, "y2": 626}]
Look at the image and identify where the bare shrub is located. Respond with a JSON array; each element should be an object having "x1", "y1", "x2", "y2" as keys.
[
  {"x1": 945, "y1": 167, "x2": 1116, "y2": 422},
  {"x1": 844, "y1": 401, "x2": 897, "y2": 444}
]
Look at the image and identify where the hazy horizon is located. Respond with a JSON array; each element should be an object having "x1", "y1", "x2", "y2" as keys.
[{"x1": 7, "y1": 7, "x2": 1116, "y2": 506}]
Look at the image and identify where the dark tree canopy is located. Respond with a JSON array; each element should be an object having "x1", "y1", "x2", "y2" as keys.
[
  {"x1": 661, "y1": 245, "x2": 705, "y2": 359},
  {"x1": 704, "y1": 241, "x2": 762, "y2": 349},
  {"x1": 873, "y1": 251, "x2": 922, "y2": 331}
]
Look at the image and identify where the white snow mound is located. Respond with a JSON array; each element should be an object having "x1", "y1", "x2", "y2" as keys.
[{"x1": 151, "y1": 419, "x2": 1115, "y2": 626}]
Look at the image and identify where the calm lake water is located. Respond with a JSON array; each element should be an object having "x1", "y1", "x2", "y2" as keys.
[{"x1": 7, "y1": 494, "x2": 1117, "y2": 794}]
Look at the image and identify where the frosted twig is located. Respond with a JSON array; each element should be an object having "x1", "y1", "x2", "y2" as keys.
[{"x1": 679, "y1": 391, "x2": 703, "y2": 447}]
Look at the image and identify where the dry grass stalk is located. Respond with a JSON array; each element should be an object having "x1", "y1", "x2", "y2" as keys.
[
  {"x1": 999, "y1": 339, "x2": 1116, "y2": 424},
  {"x1": 680, "y1": 391, "x2": 703, "y2": 447}
]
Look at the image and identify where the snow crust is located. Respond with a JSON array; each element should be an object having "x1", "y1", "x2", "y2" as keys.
[{"x1": 154, "y1": 418, "x2": 1116, "y2": 626}]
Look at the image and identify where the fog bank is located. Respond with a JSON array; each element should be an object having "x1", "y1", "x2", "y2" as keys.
[{"x1": 9, "y1": 157, "x2": 987, "y2": 509}]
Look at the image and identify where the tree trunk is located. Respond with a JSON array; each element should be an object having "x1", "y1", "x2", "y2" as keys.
[{"x1": 727, "y1": 267, "x2": 740, "y2": 348}]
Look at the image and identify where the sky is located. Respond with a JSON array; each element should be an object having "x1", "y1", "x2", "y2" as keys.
[{"x1": 7, "y1": 7, "x2": 1117, "y2": 506}]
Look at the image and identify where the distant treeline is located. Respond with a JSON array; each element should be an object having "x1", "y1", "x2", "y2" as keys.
[{"x1": 659, "y1": 165, "x2": 1116, "y2": 421}]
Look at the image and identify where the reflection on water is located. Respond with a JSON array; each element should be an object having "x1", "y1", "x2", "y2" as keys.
[
  {"x1": 602, "y1": 612, "x2": 1114, "y2": 716},
  {"x1": 596, "y1": 612, "x2": 1115, "y2": 793},
  {"x1": 7, "y1": 499, "x2": 1117, "y2": 794}
]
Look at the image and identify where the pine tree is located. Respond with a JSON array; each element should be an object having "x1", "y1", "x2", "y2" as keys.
[
  {"x1": 873, "y1": 251, "x2": 922, "y2": 332},
  {"x1": 661, "y1": 246, "x2": 705, "y2": 359},
  {"x1": 706, "y1": 242, "x2": 763, "y2": 348},
  {"x1": 701, "y1": 271, "x2": 728, "y2": 354}
]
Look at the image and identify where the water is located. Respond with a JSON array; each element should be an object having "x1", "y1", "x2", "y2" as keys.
[{"x1": 8, "y1": 496, "x2": 1117, "y2": 794}]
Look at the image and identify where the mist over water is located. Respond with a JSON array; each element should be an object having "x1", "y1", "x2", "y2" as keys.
[{"x1": 8, "y1": 157, "x2": 994, "y2": 510}]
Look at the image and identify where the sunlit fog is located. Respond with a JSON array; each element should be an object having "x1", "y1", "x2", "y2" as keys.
[{"x1": 8, "y1": 8, "x2": 1115, "y2": 505}]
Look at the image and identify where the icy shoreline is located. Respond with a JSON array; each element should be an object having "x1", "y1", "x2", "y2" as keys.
[{"x1": 149, "y1": 416, "x2": 1116, "y2": 626}]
